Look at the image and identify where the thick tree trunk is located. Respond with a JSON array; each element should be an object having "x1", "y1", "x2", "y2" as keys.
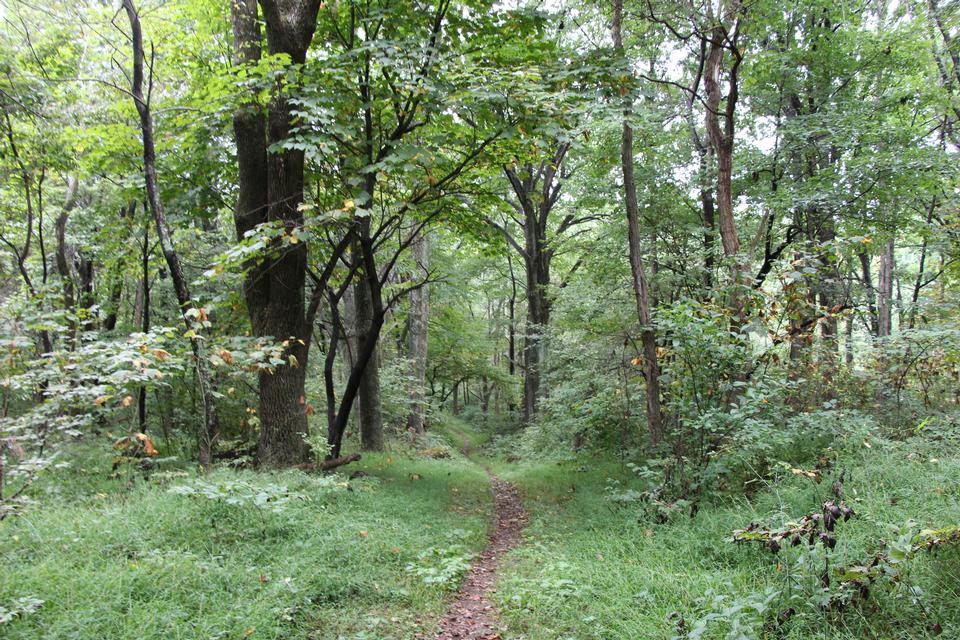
[
  {"x1": 407, "y1": 232, "x2": 429, "y2": 438},
  {"x1": 815, "y1": 210, "x2": 840, "y2": 379},
  {"x1": 612, "y1": 0, "x2": 663, "y2": 445},
  {"x1": 522, "y1": 262, "x2": 549, "y2": 425},
  {"x1": 230, "y1": 0, "x2": 321, "y2": 466}
]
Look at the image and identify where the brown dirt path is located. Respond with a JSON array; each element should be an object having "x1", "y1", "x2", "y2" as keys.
[{"x1": 430, "y1": 472, "x2": 528, "y2": 640}]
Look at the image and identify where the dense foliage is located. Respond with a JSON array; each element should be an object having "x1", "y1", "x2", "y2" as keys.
[{"x1": 2, "y1": 0, "x2": 960, "y2": 637}]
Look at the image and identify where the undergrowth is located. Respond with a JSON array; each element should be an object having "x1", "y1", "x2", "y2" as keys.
[
  {"x1": 494, "y1": 433, "x2": 960, "y2": 639},
  {"x1": 0, "y1": 437, "x2": 492, "y2": 639}
]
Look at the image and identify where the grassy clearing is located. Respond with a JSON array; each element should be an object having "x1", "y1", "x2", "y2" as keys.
[
  {"x1": 493, "y1": 438, "x2": 960, "y2": 640},
  {"x1": 0, "y1": 438, "x2": 492, "y2": 640}
]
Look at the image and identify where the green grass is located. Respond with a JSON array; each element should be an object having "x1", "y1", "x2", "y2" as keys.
[
  {"x1": 493, "y1": 439, "x2": 960, "y2": 640},
  {"x1": 7, "y1": 422, "x2": 960, "y2": 640},
  {"x1": 431, "y1": 413, "x2": 494, "y2": 454},
  {"x1": 0, "y1": 437, "x2": 493, "y2": 639}
]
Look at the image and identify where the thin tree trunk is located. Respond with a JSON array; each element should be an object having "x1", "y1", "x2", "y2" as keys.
[
  {"x1": 123, "y1": 0, "x2": 216, "y2": 469},
  {"x1": 859, "y1": 251, "x2": 879, "y2": 336},
  {"x1": 878, "y1": 240, "x2": 894, "y2": 338},
  {"x1": 54, "y1": 177, "x2": 80, "y2": 347},
  {"x1": 138, "y1": 221, "x2": 150, "y2": 432},
  {"x1": 612, "y1": 0, "x2": 663, "y2": 445},
  {"x1": 702, "y1": 4, "x2": 747, "y2": 321}
]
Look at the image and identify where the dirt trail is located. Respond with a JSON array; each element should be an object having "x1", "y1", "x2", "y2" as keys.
[{"x1": 431, "y1": 472, "x2": 528, "y2": 640}]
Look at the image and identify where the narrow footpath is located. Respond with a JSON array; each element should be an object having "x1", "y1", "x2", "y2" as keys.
[{"x1": 431, "y1": 471, "x2": 528, "y2": 640}]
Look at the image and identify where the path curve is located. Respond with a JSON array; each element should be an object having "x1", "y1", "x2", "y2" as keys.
[{"x1": 432, "y1": 472, "x2": 527, "y2": 640}]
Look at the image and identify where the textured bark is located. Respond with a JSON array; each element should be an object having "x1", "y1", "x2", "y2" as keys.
[
  {"x1": 407, "y1": 232, "x2": 429, "y2": 438},
  {"x1": 612, "y1": 0, "x2": 663, "y2": 445},
  {"x1": 230, "y1": 0, "x2": 321, "y2": 466},
  {"x1": 499, "y1": 143, "x2": 570, "y2": 424},
  {"x1": 878, "y1": 240, "x2": 894, "y2": 338},
  {"x1": 54, "y1": 177, "x2": 80, "y2": 345},
  {"x1": 702, "y1": 2, "x2": 747, "y2": 319},
  {"x1": 858, "y1": 252, "x2": 879, "y2": 336},
  {"x1": 123, "y1": 0, "x2": 216, "y2": 469},
  {"x1": 815, "y1": 210, "x2": 840, "y2": 377},
  {"x1": 354, "y1": 262, "x2": 384, "y2": 452}
]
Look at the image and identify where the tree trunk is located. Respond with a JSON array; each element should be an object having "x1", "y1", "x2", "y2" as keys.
[
  {"x1": 612, "y1": 0, "x2": 663, "y2": 445},
  {"x1": 878, "y1": 240, "x2": 894, "y2": 338},
  {"x1": 702, "y1": 7, "x2": 747, "y2": 320},
  {"x1": 858, "y1": 252, "x2": 879, "y2": 336},
  {"x1": 123, "y1": 0, "x2": 216, "y2": 469},
  {"x1": 407, "y1": 232, "x2": 429, "y2": 438},
  {"x1": 230, "y1": 0, "x2": 322, "y2": 466},
  {"x1": 354, "y1": 261, "x2": 384, "y2": 452},
  {"x1": 138, "y1": 221, "x2": 150, "y2": 432},
  {"x1": 54, "y1": 177, "x2": 80, "y2": 346}
]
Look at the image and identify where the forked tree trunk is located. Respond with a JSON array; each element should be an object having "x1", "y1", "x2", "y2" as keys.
[
  {"x1": 54, "y1": 177, "x2": 80, "y2": 346},
  {"x1": 702, "y1": 2, "x2": 747, "y2": 322},
  {"x1": 612, "y1": 0, "x2": 663, "y2": 445},
  {"x1": 231, "y1": 0, "x2": 322, "y2": 466}
]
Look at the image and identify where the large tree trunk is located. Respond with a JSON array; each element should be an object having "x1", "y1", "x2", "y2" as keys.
[
  {"x1": 815, "y1": 210, "x2": 840, "y2": 380},
  {"x1": 612, "y1": 0, "x2": 663, "y2": 445},
  {"x1": 407, "y1": 232, "x2": 429, "y2": 438},
  {"x1": 522, "y1": 254, "x2": 550, "y2": 425},
  {"x1": 123, "y1": 0, "x2": 216, "y2": 469},
  {"x1": 230, "y1": 0, "x2": 321, "y2": 466}
]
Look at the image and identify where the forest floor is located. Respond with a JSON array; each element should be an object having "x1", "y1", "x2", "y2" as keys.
[{"x1": 4, "y1": 417, "x2": 960, "y2": 639}]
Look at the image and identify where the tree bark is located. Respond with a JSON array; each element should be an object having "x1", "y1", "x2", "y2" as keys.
[
  {"x1": 407, "y1": 231, "x2": 430, "y2": 438},
  {"x1": 702, "y1": 2, "x2": 747, "y2": 320},
  {"x1": 353, "y1": 254, "x2": 384, "y2": 452},
  {"x1": 230, "y1": 0, "x2": 322, "y2": 466},
  {"x1": 123, "y1": 0, "x2": 217, "y2": 469},
  {"x1": 612, "y1": 0, "x2": 663, "y2": 445},
  {"x1": 878, "y1": 240, "x2": 894, "y2": 338},
  {"x1": 499, "y1": 143, "x2": 570, "y2": 424},
  {"x1": 54, "y1": 177, "x2": 80, "y2": 346}
]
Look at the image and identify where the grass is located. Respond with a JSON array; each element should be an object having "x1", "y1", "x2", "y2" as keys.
[
  {"x1": 493, "y1": 438, "x2": 960, "y2": 640},
  {"x1": 6, "y1": 418, "x2": 960, "y2": 640},
  {"x1": 0, "y1": 436, "x2": 493, "y2": 639}
]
